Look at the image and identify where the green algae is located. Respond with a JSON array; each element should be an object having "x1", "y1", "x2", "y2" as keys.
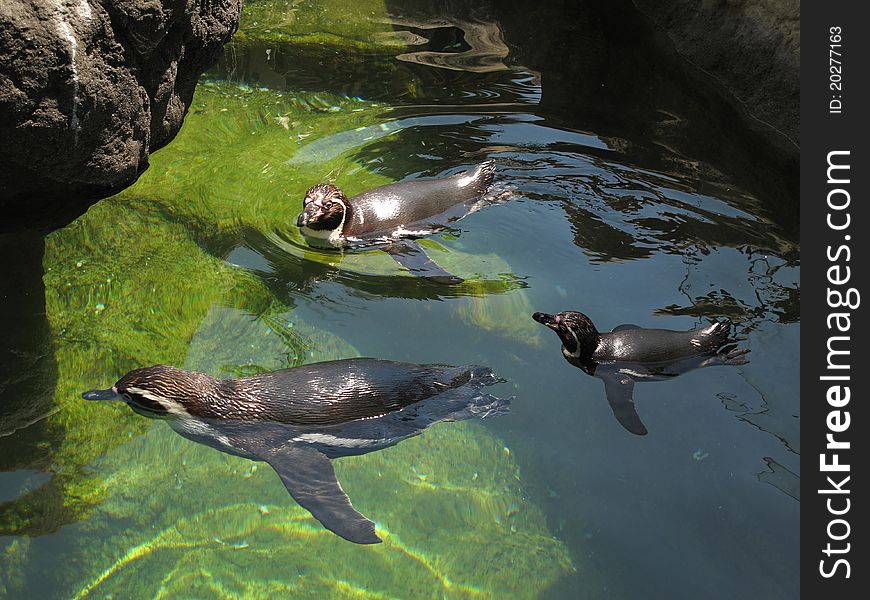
[
  {"x1": 121, "y1": 82, "x2": 393, "y2": 235},
  {"x1": 184, "y1": 304, "x2": 360, "y2": 376},
  {"x1": 0, "y1": 538, "x2": 30, "y2": 598},
  {"x1": 63, "y1": 422, "x2": 571, "y2": 599},
  {"x1": 236, "y1": 0, "x2": 407, "y2": 49}
]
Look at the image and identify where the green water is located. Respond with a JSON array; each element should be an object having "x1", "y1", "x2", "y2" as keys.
[{"x1": 0, "y1": 1, "x2": 798, "y2": 598}]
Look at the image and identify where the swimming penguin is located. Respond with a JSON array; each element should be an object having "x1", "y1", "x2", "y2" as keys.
[
  {"x1": 82, "y1": 359, "x2": 510, "y2": 544},
  {"x1": 532, "y1": 311, "x2": 749, "y2": 435},
  {"x1": 296, "y1": 161, "x2": 499, "y2": 283}
]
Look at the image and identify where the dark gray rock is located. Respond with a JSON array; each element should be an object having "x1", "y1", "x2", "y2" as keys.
[
  {"x1": 633, "y1": 0, "x2": 799, "y2": 146},
  {"x1": 0, "y1": 0, "x2": 243, "y2": 232}
]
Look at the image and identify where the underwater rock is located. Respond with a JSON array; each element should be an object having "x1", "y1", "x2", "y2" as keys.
[
  {"x1": 0, "y1": 0, "x2": 243, "y2": 231},
  {"x1": 64, "y1": 422, "x2": 573, "y2": 598}
]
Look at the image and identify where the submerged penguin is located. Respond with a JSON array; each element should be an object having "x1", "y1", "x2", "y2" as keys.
[
  {"x1": 532, "y1": 311, "x2": 749, "y2": 435},
  {"x1": 296, "y1": 161, "x2": 500, "y2": 283},
  {"x1": 83, "y1": 358, "x2": 509, "y2": 544}
]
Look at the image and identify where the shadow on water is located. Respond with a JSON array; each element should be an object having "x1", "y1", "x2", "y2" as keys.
[
  {"x1": 0, "y1": 233, "x2": 65, "y2": 535},
  {"x1": 488, "y1": 0, "x2": 799, "y2": 241}
]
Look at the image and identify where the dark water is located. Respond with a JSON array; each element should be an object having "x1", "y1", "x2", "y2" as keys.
[{"x1": 1, "y1": 1, "x2": 798, "y2": 598}]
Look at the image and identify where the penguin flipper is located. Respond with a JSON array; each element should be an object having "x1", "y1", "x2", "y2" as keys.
[
  {"x1": 600, "y1": 374, "x2": 648, "y2": 435},
  {"x1": 264, "y1": 445, "x2": 381, "y2": 544},
  {"x1": 385, "y1": 240, "x2": 464, "y2": 285},
  {"x1": 611, "y1": 324, "x2": 641, "y2": 332}
]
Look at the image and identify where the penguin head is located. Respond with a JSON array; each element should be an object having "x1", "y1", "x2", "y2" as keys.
[
  {"x1": 532, "y1": 311, "x2": 599, "y2": 358},
  {"x1": 83, "y1": 365, "x2": 215, "y2": 418},
  {"x1": 296, "y1": 183, "x2": 348, "y2": 233}
]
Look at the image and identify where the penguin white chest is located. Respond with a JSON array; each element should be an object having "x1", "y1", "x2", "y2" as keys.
[{"x1": 300, "y1": 225, "x2": 347, "y2": 248}]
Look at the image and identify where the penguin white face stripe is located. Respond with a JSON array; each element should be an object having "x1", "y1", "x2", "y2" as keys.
[
  {"x1": 335, "y1": 198, "x2": 348, "y2": 233},
  {"x1": 300, "y1": 225, "x2": 332, "y2": 239},
  {"x1": 561, "y1": 328, "x2": 583, "y2": 358},
  {"x1": 562, "y1": 345, "x2": 582, "y2": 359},
  {"x1": 126, "y1": 386, "x2": 191, "y2": 416},
  {"x1": 300, "y1": 224, "x2": 346, "y2": 247},
  {"x1": 300, "y1": 196, "x2": 349, "y2": 247}
]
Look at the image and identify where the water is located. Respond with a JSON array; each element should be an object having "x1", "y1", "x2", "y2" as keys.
[{"x1": 0, "y1": 1, "x2": 798, "y2": 598}]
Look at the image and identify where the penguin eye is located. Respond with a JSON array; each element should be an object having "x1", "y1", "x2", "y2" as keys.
[{"x1": 322, "y1": 201, "x2": 333, "y2": 209}]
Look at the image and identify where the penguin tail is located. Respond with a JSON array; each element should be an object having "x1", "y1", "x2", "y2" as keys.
[
  {"x1": 464, "y1": 160, "x2": 520, "y2": 212},
  {"x1": 701, "y1": 320, "x2": 748, "y2": 352},
  {"x1": 476, "y1": 159, "x2": 497, "y2": 187},
  {"x1": 461, "y1": 160, "x2": 496, "y2": 197},
  {"x1": 424, "y1": 365, "x2": 510, "y2": 422}
]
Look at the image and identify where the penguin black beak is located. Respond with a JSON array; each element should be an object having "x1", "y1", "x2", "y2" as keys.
[
  {"x1": 82, "y1": 387, "x2": 123, "y2": 402},
  {"x1": 532, "y1": 312, "x2": 559, "y2": 331},
  {"x1": 297, "y1": 203, "x2": 325, "y2": 228}
]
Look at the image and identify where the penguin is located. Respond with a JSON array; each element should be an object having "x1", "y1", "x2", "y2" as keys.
[
  {"x1": 532, "y1": 311, "x2": 749, "y2": 435},
  {"x1": 82, "y1": 358, "x2": 510, "y2": 544},
  {"x1": 296, "y1": 161, "x2": 500, "y2": 284}
]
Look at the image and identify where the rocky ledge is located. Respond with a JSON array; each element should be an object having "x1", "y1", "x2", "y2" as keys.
[
  {"x1": 633, "y1": 0, "x2": 799, "y2": 147},
  {"x1": 0, "y1": 0, "x2": 243, "y2": 231}
]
